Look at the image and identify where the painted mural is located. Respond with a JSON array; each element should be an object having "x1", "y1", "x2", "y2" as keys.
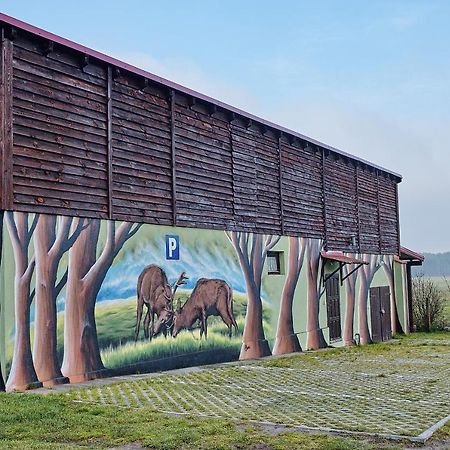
[{"x1": 0, "y1": 212, "x2": 408, "y2": 391}]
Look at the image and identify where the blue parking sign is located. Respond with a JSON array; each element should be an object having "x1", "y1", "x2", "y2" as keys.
[{"x1": 165, "y1": 235, "x2": 180, "y2": 260}]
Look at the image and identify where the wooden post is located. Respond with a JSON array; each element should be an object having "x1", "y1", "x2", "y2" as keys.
[
  {"x1": 106, "y1": 66, "x2": 113, "y2": 219},
  {"x1": 170, "y1": 90, "x2": 177, "y2": 226},
  {"x1": 0, "y1": 30, "x2": 13, "y2": 210}
]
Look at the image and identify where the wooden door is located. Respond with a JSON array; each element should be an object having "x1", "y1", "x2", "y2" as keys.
[
  {"x1": 380, "y1": 286, "x2": 392, "y2": 341},
  {"x1": 326, "y1": 274, "x2": 341, "y2": 342},
  {"x1": 370, "y1": 286, "x2": 392, "y2": 342}
]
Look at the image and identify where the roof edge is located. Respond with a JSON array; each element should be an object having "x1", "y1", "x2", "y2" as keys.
[{"x1": 0, "y1": 12, "x2": 402, "y2": 181}]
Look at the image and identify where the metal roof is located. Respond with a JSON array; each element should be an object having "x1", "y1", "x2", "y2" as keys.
[
  {"x1": 400, "y1": 246, "x2": 425, "y2": 262},
  {"x1": 0, "y1": 12, "x2": 402, "y2": 181},
  {"x1": 321, "y1": 251, "x2": 369, "y2": 265}
]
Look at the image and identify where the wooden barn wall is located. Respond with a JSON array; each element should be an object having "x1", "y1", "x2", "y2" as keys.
[
  {"x1": 323, "y1": 153, "x2": 359, "y2": 250},
  {"x1": 280, "y1": 140, "x2": 323, "y2": 238},
  {"x1": 0, "y1": 33, "x2": 401, "y2": 254}
]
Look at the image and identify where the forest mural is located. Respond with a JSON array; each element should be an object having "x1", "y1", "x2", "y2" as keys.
[{"x1": 0, "y1": 212, "x2": 408, "y2": 391}]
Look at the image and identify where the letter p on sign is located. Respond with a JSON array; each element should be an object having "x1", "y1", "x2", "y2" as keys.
[{"x1": 165, "y1": 235, "x2": 179, "y2": 260}]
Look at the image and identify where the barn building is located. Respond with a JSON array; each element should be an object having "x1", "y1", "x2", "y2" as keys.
[{"x1": 0, "y1": 13, "x2": 422, "y2": 391}]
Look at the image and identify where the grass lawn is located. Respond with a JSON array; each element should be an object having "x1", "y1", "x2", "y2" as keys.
[{"x1": 0, "y1": 332, "x2": 449, "y2": 449}]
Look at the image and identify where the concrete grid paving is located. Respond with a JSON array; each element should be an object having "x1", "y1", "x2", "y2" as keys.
[{"x1": 71, "y1": 338, "x2": 450, "y2": 441}]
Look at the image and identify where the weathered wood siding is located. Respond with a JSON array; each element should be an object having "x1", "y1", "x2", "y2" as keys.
[
  {"x1": 324, "y1": 152, "x2": 359, "y2": 250},
  {"x1": 0, "y1": 29, "x2": 401, "y2": 254}
]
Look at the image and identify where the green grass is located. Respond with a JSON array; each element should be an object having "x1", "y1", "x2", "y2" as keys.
[
  {"x1": 1, "y1": 333, "x2": 449, "y2": 449},
  {"x1": 0, "y1": 393, "x2": 405, "y2": 450}
]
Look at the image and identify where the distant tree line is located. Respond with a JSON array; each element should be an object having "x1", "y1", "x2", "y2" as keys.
[{"x1": 413, "y1": 252, "x2": 450, "y2": 277}]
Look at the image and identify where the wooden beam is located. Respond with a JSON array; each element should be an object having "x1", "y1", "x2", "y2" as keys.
[
  {"x1": 394, "y1": 181, "x2": 401, "y2": 256},
  {"x1": 278, "y1": 133, "x2": 285, "y2": 235},
  {"x1": 0, "y1": 32, "x2": 13, "y2": 210},
  {"x1": 228, "y1": 122, "x2": 236, "y2": 221},
  {"x1": 355, "y1": 164, "x2": 361, "y2": 253},
  {"x1": 170, "y1": 90, "x2": 177, "y2": 225},
  {"x1": 321, "y1": 147, "x2": 328, "y2": 249},
  {"x1": 106, "y1": 66, "x2": 113, "y2": 219},
  {"x1": 376, "y1": 170, "x2": 382, "y2": 254}
]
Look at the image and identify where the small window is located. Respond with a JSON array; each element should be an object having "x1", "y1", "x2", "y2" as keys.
[{"x1": 267, "y1": 251, "x2": 281, "y2": 275}]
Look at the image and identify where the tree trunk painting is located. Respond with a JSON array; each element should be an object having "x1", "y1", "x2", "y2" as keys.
[
  {"x1": 0, "y1": 211, "x2": 4, "y2": 392},
  {"x1": 305, "y1": 239, "x2": 327, "y2": 350},
  {"x1": 61, "y1": 220, "x2": 141, "y2": 382},
  {"x1": 225, "y1": 231, "x2": 280, "y2": 359},
  {"x1": 342, "y1": 254, "x2": 359, "y2": 346},
  {"x1": 358, "y1": 254, "x2": 380, "y2": 345},
  {"x1": 33, "y1": 215, "x2": 88, "y2": 386},
  {"x1": 273, "y1": 237, "x2": 306, "y2": 355},
  {"x1": 381, "y1": 255, "x2": 403, "y2": 336},
  {"x1": 5, "y1": 212, "x2": 41, "y2": 391}
]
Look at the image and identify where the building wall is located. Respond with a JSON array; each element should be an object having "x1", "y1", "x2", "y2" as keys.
[
  {"x1": 0, "y1": 25, "x2": 401, "y2": 255},
  {"x1": 0, "y1": 212, "x2": 407, "y2": 391}
]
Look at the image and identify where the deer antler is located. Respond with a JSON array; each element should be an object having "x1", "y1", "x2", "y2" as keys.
[{"x1": 170, "y1": 272, "x2": 188, "y2": 311}]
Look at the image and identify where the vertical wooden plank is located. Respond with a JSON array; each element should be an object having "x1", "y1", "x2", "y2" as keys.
[
  {"x1": 228, "y1": 121, "x2": 236, "y2": 225},
  {"x1": 394, "y1": 181, "x2": 401, "y2": 255},
  {"x1": 0, "y1": 31, "x2": 13, "y2": 210},
  {"x1": 355, "y1": 164, "x2": 361, "y2": 253},
  {"x1": 106, "y1": 66, "x2": 113, "y2": 219},
  {"x1": 277, "y1": 134, "x2": 284, "y2": 236},
  {"x1": 321, "y1": 147, "x2": 328, "y2": 249},
  {"x1": 170, "y1": 90, "x2": 177, "y2": 226},
  {"x1": 376, "y1": 170, "x2": 382, "y2": 254}
]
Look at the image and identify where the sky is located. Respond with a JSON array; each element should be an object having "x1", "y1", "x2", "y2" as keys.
[{"x1": 2, "y1": 0, "x2": 449, "y2": 252}]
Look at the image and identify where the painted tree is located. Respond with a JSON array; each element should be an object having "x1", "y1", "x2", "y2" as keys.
[
  {"x1": 381, "y1": 254, "x2": 403, "y2": 335},
  {"x1": 305, "y1": 239, "x2": 327, "y2": 350},
  {"x1": 0, "y1": 211, "x2": 4, "y2": 392},
  {"x1": 33, "y1": 215, "x2": 89, "y2": 386},
  {"x1": 358, "y1": 254, "x2": 381, "y2": 344},
  {"x1": 225, "y1": 231, "x2": 280, "y2": 359},
  {"x1": 342, "y1": 254, "x2": 360, "y2": 346},
  {"x1": 61, "y1": 220, "x2": 141, "y2": 382},
  {"x1": 5, "y1": 212, "x2": 40, "y2": 391},
  {"x1": 273, "y1": 237, "x2": 306, "y2": 355}
]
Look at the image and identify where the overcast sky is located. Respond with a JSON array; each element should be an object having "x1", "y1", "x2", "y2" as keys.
[{"x1": 3, "y1": 0, "x2": 449, "y2": 252}]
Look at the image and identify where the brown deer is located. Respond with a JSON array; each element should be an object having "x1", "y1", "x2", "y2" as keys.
[
  {"x1": 135, "y1": 265, "x2": 187, "y2": 341},
  {"x1": 155, "y1": 278, "x2": 238, "y2": 339}
]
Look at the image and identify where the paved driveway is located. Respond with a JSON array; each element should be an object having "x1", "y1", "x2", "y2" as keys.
[{"x1": 70, "y1": 336, "x2": 450, "y2": 442}]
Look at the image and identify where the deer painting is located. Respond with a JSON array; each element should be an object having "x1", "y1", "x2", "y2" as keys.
[
  {"x1": 155, "y1": 278, "x2": 238, "y2": 339},
  {"x1": 135, "y1": 265, "x2": 187, "y2": 341}
]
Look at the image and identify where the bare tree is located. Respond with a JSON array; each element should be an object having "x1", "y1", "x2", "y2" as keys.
[
  {"x1": 413, "y1": 274, "x2": 446, "y2": 332},
  {"x1": 342, "y1": 254, "x2": 359, "y2": 346},
  {"x1": 5, "y1": 212, "x2": 40, "y2": 391},
  {"x1": 305, "y1": 239, "x2": 327, "y2": 350},
  {"x1": 273, "y1": 237, "x2": 306, "y2": 355},
  {"x1": 33, "y1": 215, "x2": 89, "y2": 386},
  {"x1": 225, "y1": 231, "x2": 280, "y2": 359},
  {"x1": 358, "y1": 254, "x2": 381, "y2": 344},
  {"x1": 61, "y1": 220, "x2": 141, "y2": 382},
  {"x1": 381, "y1": 254, "x2": 403, "y2": 335}
]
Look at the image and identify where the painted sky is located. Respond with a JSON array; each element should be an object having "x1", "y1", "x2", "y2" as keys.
[{"x1": 2, "y1": 1, "x2": 449, "y2": 252}]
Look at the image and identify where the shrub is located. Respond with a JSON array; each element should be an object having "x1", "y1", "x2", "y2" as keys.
[{"x1": 412, "y1": 274, "x2": 446, "y2": 331}]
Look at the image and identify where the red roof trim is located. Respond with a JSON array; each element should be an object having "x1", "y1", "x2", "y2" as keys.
[
  {"x1": 321, "y1": 251, "x2": 369, "y2": 265},
  {"x1": 400, "y1": 246, "x2": 425, "y2": 262},
  {"x1": 0, "y1": 12, "x2": 402, "y2": 180}
]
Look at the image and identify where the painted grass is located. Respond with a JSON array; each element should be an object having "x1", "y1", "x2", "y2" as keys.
[{"x1": 101, "y1": 327, "x2": 243, "y2": 375}]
